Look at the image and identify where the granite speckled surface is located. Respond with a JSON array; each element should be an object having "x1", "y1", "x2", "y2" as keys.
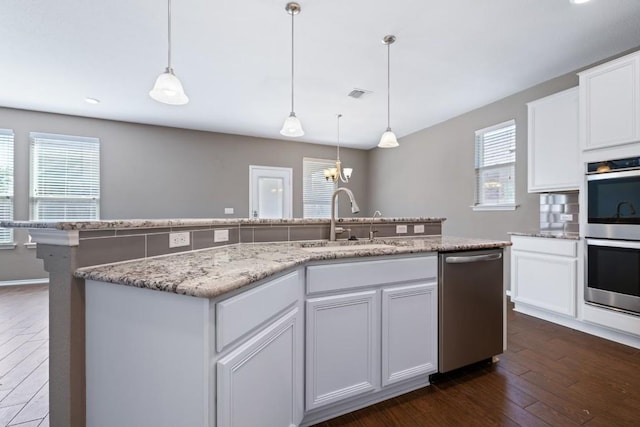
[
  {"x1": 0, "y1": 217, "x2": 446, "y2": 231},
  {"x1": 74, "y1": 236, "x2": 511, "y2": 298},
  {"x1": 509, "y1": 231, "x2": 580, "y2": 240}
]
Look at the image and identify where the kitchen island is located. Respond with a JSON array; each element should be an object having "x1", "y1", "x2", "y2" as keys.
[
  {"x1": 0, "y1": 218, "x2": 510, "y2": 427},
  {"x1": 77, "y1": 236, "x2": 509, "y2": 427}
]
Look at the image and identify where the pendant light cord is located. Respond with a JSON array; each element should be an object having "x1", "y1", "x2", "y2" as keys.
[
  {"x1": 336, "y1": 114, "x2": 341, "y2": 160},
  {"x1": 386, "y1": 41, "x2": 391, "y2": 130},
  {"x1": 290, "y1": 9, "x2": 295, "y2": 113},
  {"x1": 167, "y1": 0, "x2": 172, "y2": 70}
]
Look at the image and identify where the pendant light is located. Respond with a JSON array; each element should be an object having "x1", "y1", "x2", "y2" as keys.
[
  {"x1": 324, "y1": 114, "x2": 353, "y2": 183},
  {"x1": 280, "y1": 2, "x2": 304, "y2": 137},
  {"x1": 378, "y1": 35, "x2": 399, "y2": 148},
  {"x1": 149, "y1": 0, "x2": 189, "y2": 105}
]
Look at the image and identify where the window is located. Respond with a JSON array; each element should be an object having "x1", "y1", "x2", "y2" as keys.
[
  {"x1": 303, "y1": 158, "x2": 337, "y2": 218},
  {"x1": 30, "y1": 132, "x2": 100, "y2": 220},
  {"x1": 473, "y1": 120, "x2": 516, "y2": 210},
  {"x1": 0, "y1": 129, "x2": 14, "y2": 244}
]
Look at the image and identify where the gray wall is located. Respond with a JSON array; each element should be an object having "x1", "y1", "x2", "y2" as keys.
[
  {"x1": 367, "y1": 72, "x2": 579, "y2": 241},
  {"x1": 0, "y1": 108, "x2": 369, "y2": 282}
]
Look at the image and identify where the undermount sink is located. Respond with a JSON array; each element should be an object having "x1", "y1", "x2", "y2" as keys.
[{"x1": 300, "y1": 243, "x2": 395, "y2": 253}]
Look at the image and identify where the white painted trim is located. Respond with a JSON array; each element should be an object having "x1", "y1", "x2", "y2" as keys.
[
  {"x1": 24, "y1": 242, "x2": 37, "y2": 249},
  {"x1": 0, "y1": 243, "x2": 17, "y2": 250},
  {"x1": 513, "y1": 302, "x2": 640, "y2": 350},
  {"x1": 249, "y1": 165, "x2": 293, "y2": 219},
  {"x1": 0, "y1": 278, "x2": 49, "y2": 287},
  {"x1": 471, "y1": 204, "x2": 519, "y2": 211},
  {"x1": 28, "y1": 228, "x2": 79, "y2": 246}
]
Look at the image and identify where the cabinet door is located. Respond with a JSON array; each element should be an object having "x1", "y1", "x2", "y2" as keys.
[
  {"x1": 511, "y1": 250, "x2": 577, "y2": 317},
  {"x1": 527, "y1": 87, "x2": 580, "y2": 192},
  {"x1": 381, "y1": 282, "x2": 438, "y2": 387},
  {"x1": 306, "y1": 291, "x2": 379, "y2": 410},
  {"x1": 580, "y1": 52, "x2": 640, "y2": 150},
  {"x1": 217, "y1": 307, "x2": 303, "y2": 427}
]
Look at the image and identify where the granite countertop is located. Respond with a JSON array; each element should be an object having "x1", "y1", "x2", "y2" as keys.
[
  {"x1": 0, "y1": 217, "x2": 446, "y2": 231},
  {"x1": 74, "y1": 236, "x2": 511, "y2": 299},
  {"x1": 509, "y1": 231, "x2": 581, "y2": 240}
]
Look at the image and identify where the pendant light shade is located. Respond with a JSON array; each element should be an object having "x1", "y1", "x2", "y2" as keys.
[
  {"x1": 378, "y1": 129, "x2": 399, "y2": 148},
  {"x1": 378, "y1": 35, "x2": 398, "y2": 148},
  {"x1": 280, "y1": 2, "x2": 304, "y2": 137},
  {"x1": 281, "y1": 112, "x2": 304, "y2": 137},
  {"x1": 150, "y1": 67, "x2": 189, "y2": 105},
  {"x1": 150, "y1": 0, "x2": 189, "y2": 105}
]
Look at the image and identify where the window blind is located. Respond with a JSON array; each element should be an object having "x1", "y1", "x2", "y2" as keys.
[
  {"x1": 0, "y1": 129, "x2": 14, "y2": 243},
  {"x1": 474, "y1": 120, "x2": 516, "y2": 207},
  {"x1": 30, "y1": 132, "x2": 100, "y2": 221},
  {"x1": 303, "y1": 158, "x2": 337, "y2": 219}
]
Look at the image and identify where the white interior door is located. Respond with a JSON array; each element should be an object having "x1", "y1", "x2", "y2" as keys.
[{"x1": 249, "y1": 166, "x2": 293, "y2": 219}]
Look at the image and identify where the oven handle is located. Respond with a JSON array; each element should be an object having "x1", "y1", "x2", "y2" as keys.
[
  {"x1": 587, "y1": 168, "x2": 640, "y2": 181},
  {"x1": 586, "y1": 238, "x2": 640, "y2": 250}
]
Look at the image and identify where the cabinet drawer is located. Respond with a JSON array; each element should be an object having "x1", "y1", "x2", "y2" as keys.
[
  {"x1": 511, "y1": 236, "x2": 577, "y2": 257},
  {"x1": 307, "y1": 255, "x2": 436, "y2": 294},
  {"x1": 216, "y1": 270, "x2": 300, "y2": 352}
]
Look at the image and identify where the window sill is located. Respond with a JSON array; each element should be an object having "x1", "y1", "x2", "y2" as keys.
[
  {"x1": 24, "y1": 243, "x2": 37, "y2": 249},
  {"x1": 471, "y1": 204, "x2": 519, "y2": 212},
  {"x1": 0, "y1": 243, "x2": 17, "y2": 250}
]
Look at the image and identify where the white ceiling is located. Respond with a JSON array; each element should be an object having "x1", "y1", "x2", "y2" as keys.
[{"x1": 2, "y1": 0, "x2": 640, "y2": 149}]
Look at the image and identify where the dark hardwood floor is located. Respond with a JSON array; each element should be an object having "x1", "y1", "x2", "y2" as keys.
[
  {"x1": 318, "y1": 303, "x2": 640, "y2": 427},
  {"x1": 0, "y1": 284, "x2": 49, "y2": 427},
  {"x1": 1, "y1": 285, "x2": 639, "y2": 426}
]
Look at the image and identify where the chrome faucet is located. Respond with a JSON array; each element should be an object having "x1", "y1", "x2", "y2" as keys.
[
  {"x1": 330, "y1": 188, "x2": 360, "y2": 241},
  {"x1": 369, "y1": 210, "x2": 382, "y2": 240},
  {"x1": 616, "y1": 201, "x2": 636, "y2": 219}
]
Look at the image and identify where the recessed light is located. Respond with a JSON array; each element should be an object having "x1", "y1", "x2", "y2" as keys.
[
  {"x1": 570, "y1": 0, "x2": 591, "y2": 4},
  {"x1": 85, "y1": 97, "x2": 100, "y2": 105}
]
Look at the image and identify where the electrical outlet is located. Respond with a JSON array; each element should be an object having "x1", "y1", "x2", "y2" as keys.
[
  {"x1": 224, "y1": 208, "x2": 234, "y2": 215},
  {"x1": 169, "y1": 232, "x2": 190, "y2": 248},
  {"x1": 559, "y1": 214, "x2": 574, "y2": 222},
  {"x1": 396, "y1": 225, "x2": 408, "y2": 234},
  {"x1": 214, "y1": 229, "x2": 229, "y2": 243}
]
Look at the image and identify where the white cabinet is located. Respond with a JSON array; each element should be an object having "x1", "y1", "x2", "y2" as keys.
[
  {"x1": 579, "y1": 50, "x2": 640, "y2": 151},
  {"x1": 527, "y1": 87, "x2": 580, "y2": 192},
  {"x1": 306, "y1": 291, "x2": 379, "y2": 410},
  {"x1": 381, "y1": 283, "x2": 437, "y2": 387},
  {"x1": 304, "y1": 255, "x2": 438, "y2": 413},
  {"x1": 217, "y1": 307, "x2": 304, "y2": 427},
  {"x1": 511, "y1": 235, "x2": 578, "y2": 317}
]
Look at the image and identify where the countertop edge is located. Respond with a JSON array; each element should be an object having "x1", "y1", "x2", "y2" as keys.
[
  {"x1": 1, "y1": 217, "x2": 447, "y2": 231},
  {"x1": 74, "y1": 238, "x2": 511, "y2": 299},
  {"x1": 509, "y1": 231, "x2": 581, "y2": 240}
]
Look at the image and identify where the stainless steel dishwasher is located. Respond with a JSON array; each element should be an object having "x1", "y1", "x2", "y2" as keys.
[{"x1": 438, "y1": 248, "x2": 504, "y2": 373}]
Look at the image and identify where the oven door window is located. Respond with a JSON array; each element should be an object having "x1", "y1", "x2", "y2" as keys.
[
  {"x1": 588, "y1": 245, "x2": 640, "y2": 297},
  {"x1": 588, "y1": 175, "x2": 640, "y2": 224}
]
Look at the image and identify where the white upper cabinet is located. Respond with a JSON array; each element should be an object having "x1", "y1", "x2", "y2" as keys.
[
  {"x1": 579, "y1": 51, "x2": 640, "y2": 151},
  {"x1": 527, "y1": 87, "x2": 580, "y2": 192}
]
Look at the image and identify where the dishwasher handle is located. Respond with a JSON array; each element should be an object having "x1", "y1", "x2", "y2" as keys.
[{"x1": 444, "y1": 252, "x2": 502, "y2": 264}]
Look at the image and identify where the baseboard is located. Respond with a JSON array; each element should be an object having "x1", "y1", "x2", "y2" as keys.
[
  {"x1": 513, "y1": 302, "x2": 640, "y2": 350},
  {"x1": 300, "y1": 376, "x2": 431, "y2": 426},
  {"x1": 0, "y1": 278, "x2": 49, "y2": 287}
]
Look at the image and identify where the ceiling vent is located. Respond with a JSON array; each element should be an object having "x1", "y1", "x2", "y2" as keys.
[{"x1": 348, "y1": 88, "x2": 372, "y2": 99}]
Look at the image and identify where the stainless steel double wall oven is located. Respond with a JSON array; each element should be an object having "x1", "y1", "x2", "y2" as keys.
[{"x1": 585, "y1": 156, "x2": 640, "y2": 315}]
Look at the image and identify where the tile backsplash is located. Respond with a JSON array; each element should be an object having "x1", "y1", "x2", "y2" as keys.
[{"x1": 540, "y1": 191, "x2": 579, "y2": 234}]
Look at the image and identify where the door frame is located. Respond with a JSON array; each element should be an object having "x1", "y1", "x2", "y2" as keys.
[{"x1": 249, "y1": 165, "x2": 293, "y2": 219}]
